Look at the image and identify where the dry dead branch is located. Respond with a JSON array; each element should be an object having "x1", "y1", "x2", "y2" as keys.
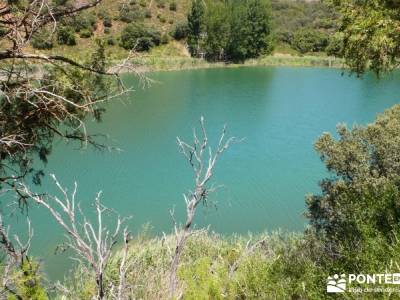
[
  {"x1": 169, "y1": 116, "x2": 239, "y2": 298},
  {"x1": 17, "y1": 174, "x2": 130, "y2": 300}
]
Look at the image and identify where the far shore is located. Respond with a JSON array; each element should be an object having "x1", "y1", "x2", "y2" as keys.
[{"x1": 125, "y1": 53, "x2": 345, "y2": 73}]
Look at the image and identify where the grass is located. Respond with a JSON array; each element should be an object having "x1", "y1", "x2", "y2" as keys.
[{"x1": 63, "y1": 230, "x2": 326, "y2": 300}]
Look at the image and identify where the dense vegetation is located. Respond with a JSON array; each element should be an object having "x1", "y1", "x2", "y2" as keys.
[
  {"x1": 22, "y1": 0, "x2": 341, "y2": 65},
  {"x1": 186, "y1": 0, "x2": 273, "y2": 62},
  {"x1": 271, "y1": 0, "x2": 339, "y2": 54},
  {"x1": 2, "y1": 0, "x2": 400, "y2": 298}
]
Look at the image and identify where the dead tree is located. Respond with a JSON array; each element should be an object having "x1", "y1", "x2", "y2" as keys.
[
  {"x1": 169, "y1": 116, "x2": 238, "y2": 298},
  {"x1": 18, "y1": 174, "x2": 130, "y2": 300}
]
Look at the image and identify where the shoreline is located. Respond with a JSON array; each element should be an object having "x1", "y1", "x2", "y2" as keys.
[{"x1": 129, "y1": 53, "x2": 345, "y2": 73}]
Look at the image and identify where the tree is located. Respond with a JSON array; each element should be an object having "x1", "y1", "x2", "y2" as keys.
[
  {"x1": 291, "y1": 29, "x2": 328, "y2": 54},
  {"x1": 227, "y1": 0, "x2": 274, "y2": 61},
  {"x1": 57, "y1": 26, "x2": 76, "y2": 46},
  {"x1": 120, "y1": 23, "x2": 161, "y2": 51},
  {"x1": 336, "y1": 0, "x2": 400, "y2": 75},
  {"x1": 306, "y1": 104, "x2": 400, "y2": 271},
  {"x1": 0, "y1": 0, "x2": 139, "y2": 294},
  {"x1": 203, "y1": 1, "x2": 230, "y2": 61},
  {"x1": 187, "y1": 0, "x2": 205, "y2": 57}
]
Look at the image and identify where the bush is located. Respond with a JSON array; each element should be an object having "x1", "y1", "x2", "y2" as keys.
[
  {"x1": 31, "y1": 30, "x2": 53, "y2": 49},
  {"x1": 159, "y1": 16, "x2": 166, "y2": 23},
  {"x1": 104, "y1": 27, "x2": 111, "y2": 34},
  {"x1": 106, "y1": 36, "x2": 115, "y2": 45},
  {"x1": 156, "y1": 0, "x2": 166, "y2": 8},
  {"x1": 0, "y1": 26, "x2": 6, "y2": 38},
  {"x1": 119, "y1": 8, "x2": 144, "y2": 23},
  {"x1": 139, "y1": 0, "x2": 146, "y2": 7},
  {"x1": 120, "y1": 23, "x2": 161, "y2": 51},
  {"x1": 72, "y1": 12, "x2": 97, "y2": 33},
  {"x1": 79, "y1": 29, "x2": 93, "y2": 38},
  {"x1": 144, "y1": 10, "x2": 152, "y2": 18},
  {"x1": 172, "y1": 22, "x2": 189, "y2": 40},
  {"x1": 307, "y1": 104, "x2": 400, "y2": 272},
  {"x1": 169, "y1": 1, "x2": 177, "y2": 11},
  {"x1": 161, "y1": 34, "x2": 169, "y2": 44},
  {"x1": 57, "y1": 26, "x2": 76, "y2": 46},
  {"x1": 291, "y1": 29, "x2": 328, "y2": 53},
  {"x1": 103, "y1": 16, "x2": 112, "y2": 28}
]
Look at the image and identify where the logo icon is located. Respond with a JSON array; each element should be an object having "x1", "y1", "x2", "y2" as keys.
[{"x1": 327, "y1": 274, "x2": 346, "y2": 293}]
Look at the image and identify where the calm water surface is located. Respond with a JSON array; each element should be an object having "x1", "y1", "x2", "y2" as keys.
[{"x1": 6, "y1": 66, "x2": 400, "y2": 277}]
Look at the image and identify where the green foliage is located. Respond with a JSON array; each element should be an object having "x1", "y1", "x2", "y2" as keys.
[
  {"x1": 156, "y1": 0, "x2": 166, "y2": 8},
  {"x1": 169, "y1": 1, "x2": 177, "y2": 11},
  {"x1": 307, "y1": 104, "x2": 400, "y2": 272},
  {"x1": 161, "y1": 34, "x2": 170, "y2": 44},
  {"x1": 202, "y1": 1, "x2": 230, "y2": 61},
  {"x1": 31, "y1": 29, "x2": 54, "y2": 49},
  {"x1": 336, "y1": 0, "x2": 400, "y2": 75},
  {"x1": 144, "y1": 9, "x2": 152, "y2": 18},
  {"x1": 106, "y1": 36, "x2": 115, "y2": 45},
  {"x1": 5, "y1": 259, "x2": 48, "y2": 300},
  {"x1": 57, "y1": 26, "x2": 76, "y2": 46},
  {"x1": 71, "y1": 11, "x2": 97, "y2": 33},
  {"x1": 187, "y1": 0, "x2": 205, "y2": 57},
  {"x1": 171, "y1": 22, "x2": 189, "y2": 40},
  {"x1": 271, "y1": 0, "x2": 339, "y2": 54},
  {"x1": 291, "y1": 29, "x2": 329, "y2": 54},
  {"x1": 103, "y1": 15, "x2": 112, "y2": 28},
  {"x1": 227, "y1": 0, "x2": 274, "y2": 61},
  {"x1": 186, "y1": 0, "x2": 273, "y2": 61},
  {"x1": 120, "y1": 23, "x2": 161, "y2": 51},
  {"x1": 79, "y1": 28, "x2": 93, "y2": 38},
  {"x1": 119, "y1": 6, "x2": 144, "y2": 23}
]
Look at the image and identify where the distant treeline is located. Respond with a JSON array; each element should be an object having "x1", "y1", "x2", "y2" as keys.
[
  {"x1": 178, "y1": 0, "x2": 340, "y2": 61},
  {"x1": 29, "y1": 0, "x2": 342, "y2": 58},
  {"x1": 184, "y1": 0, "x2": 274, "y2": 62}
]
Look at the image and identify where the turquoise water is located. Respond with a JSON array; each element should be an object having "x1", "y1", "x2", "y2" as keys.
[{"x1": 6, "y1": 66, "x2": 400, "y2": 277}]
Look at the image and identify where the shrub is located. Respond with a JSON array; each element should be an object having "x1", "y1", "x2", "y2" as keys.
[
  {"x1": 291, "y1": 29, "x2": 328, "y2": 53},
  {"x1": 0, "y1": 26, "x2": 6, "y2": 38},
  {"x1": 172, "y1": 22, "x2": 189, "y2": 40},
  {"x1": 106, "y1": 36, "x2": 115, "y2": 45},
  {"x1": 169, "y1": 1, "x2": 177, "y2": 11},
  {"x1": 79, "y1": 29, "x2": 93, "y2": 38},
  {"x1": 104, "y1": 27, "x2": 111, "y2": 34},
  {"x1": 159, "y1": 16, "x2": 166, "y2": 23},
  {"x1": 72, "y1": 12, "x2": 97, "y2": 33},
  {"x1": 119, "y1": 8, "x2": 144, "y2": 23},
  {"x1": 120, "y1": 23, "x2": 161, "y2": 51},
  {"x1": 161, "y1": 33, "x2": 169, "y2": 44},
  {"x1": 31, "y1": 30, "x2": 53, "y2": 49},
  {"x1": 139, "y1": 0, "x2": 146, "y2": 7},
  {"x1": 57, "y1": 26, "x2": 76, "y2": 46},
  {"x1": 156, "y1": 0, "x2": 166, "y2": 8},
  {"x1": 103, "y1": 16, "x2": 112, "y2": 28},
  {"x1": 144, "y1": 10, "x2": 152, "y2": 18}
]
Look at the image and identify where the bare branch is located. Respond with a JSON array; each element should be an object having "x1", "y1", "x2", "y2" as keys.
[
  {"x1": 17, "y1": 175, "x2": 130, "y2": 300},
  {"x1": 169, "y1": 116, "x2": 239, "y2": 298}
]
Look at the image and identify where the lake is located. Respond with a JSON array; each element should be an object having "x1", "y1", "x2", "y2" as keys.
[{"x1": 5, "y1": 66, "x2": 400, "y2": 278}]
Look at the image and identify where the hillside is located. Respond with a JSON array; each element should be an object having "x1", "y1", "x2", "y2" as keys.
[{"x1": 26, "y1": 0, "x2": 340, "y2": 67}]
